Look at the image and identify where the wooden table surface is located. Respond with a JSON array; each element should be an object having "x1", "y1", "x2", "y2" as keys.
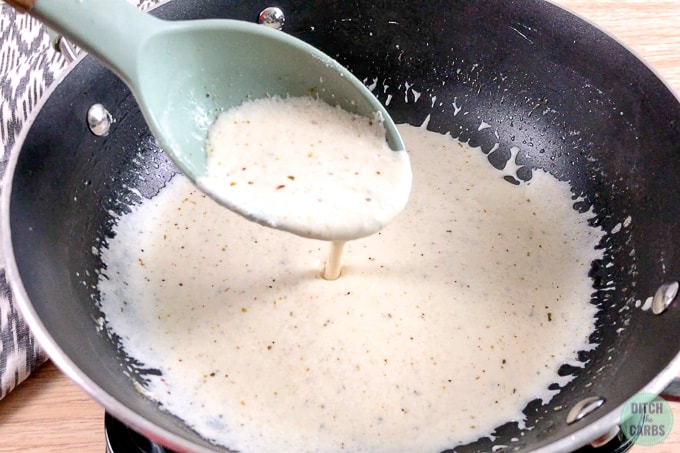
[{"x1": 1, "y1": 1, "x2": 680, "y2": 452}]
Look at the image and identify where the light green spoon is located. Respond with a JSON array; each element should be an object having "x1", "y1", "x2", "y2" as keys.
[{"x1": 9, "y1": 0, "x2": 404, "y2": 194}]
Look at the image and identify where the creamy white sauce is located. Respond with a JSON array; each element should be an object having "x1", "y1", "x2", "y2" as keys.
[
  {"x1": 98, "y1": 124, "x2": 604, "y2": 452},
  {"x1": 196, "y1": 96, "x2": 412, "y2": 241}
]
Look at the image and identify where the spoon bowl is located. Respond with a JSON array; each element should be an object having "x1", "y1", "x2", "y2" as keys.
[{"x1": 12, "y1": 0, "x2": 404, "y2": 186}]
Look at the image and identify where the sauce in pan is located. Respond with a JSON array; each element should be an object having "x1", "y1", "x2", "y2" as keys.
[{"x1": 97, "y1": 123, "x2": 603, "y2": 452}]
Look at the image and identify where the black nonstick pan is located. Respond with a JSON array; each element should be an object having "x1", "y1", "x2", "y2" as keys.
[{"x1": 3, "y1": 0, "x2": 680, "y2": 451}]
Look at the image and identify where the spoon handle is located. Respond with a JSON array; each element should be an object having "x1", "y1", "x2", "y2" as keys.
[{"x1": 11, "y1": 0, "x2": 163, "y2": 86}]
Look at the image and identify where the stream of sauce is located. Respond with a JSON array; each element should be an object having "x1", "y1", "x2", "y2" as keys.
[{"x1": 97, "y1": 124, "x2": 604, "y2": 452}]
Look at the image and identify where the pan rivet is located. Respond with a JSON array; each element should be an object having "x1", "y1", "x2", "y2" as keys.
[
  {"x1": 652, "y1": 281, "x2": 679, "y2": 315},
  {"x1": 566, "y1": 396, "x2": 606, "y2": 425},
  {"x1": 87, "y1": 104, "x2": 113, "y2": 137},
  {"x1": 258, "y1": 7, "x2": 285, "y2": 30}
]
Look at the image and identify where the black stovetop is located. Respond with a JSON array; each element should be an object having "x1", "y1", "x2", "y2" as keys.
[{"x1": 104, "y1": 412, "x2": 636, "y2": 453}]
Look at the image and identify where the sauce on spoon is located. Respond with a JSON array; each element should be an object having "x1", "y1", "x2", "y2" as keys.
[{"x1": 197, "y1": 96, "x2": 412, "y2": 243}]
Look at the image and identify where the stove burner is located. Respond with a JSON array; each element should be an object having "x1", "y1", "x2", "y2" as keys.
[{"x1": 105, "y1": 412, "x2": 178, "y2": 453}]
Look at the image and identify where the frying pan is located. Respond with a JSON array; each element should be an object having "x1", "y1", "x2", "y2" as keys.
[{"x1": 3, "y1": 0, "x2": 680, "y2": 451}]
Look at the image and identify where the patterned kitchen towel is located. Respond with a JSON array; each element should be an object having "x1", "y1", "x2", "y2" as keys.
[{"x1": 0, "y1": 0, "x2": 161, "y2": 401}]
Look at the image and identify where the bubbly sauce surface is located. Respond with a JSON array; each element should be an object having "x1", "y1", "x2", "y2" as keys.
[
  {"x1": 98, "y1": 124, "x2": 603, "y2": 452},
  {"x1": 197, "y1": 96, "x2": 412, "y2": 241}
]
